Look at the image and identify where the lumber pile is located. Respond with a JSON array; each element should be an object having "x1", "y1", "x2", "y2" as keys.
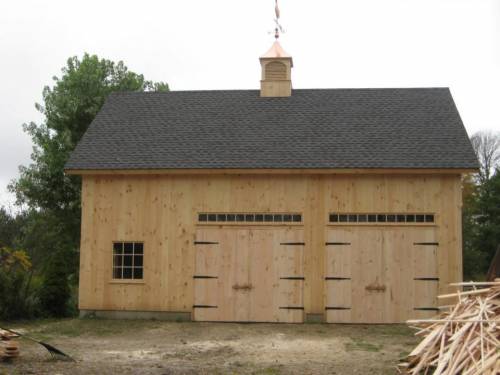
[
  {"x1": 399, "y1": 280, "x2": 500, "y2": 375},
  {"x1": 0, "y1": 329, "x2": 20, "y2": 361}
]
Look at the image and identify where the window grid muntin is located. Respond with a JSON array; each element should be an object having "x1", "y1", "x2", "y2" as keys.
[
  {"x1": 329, "y1": 213, "x2": 435, "y2": 224},
  {"x1": 112, "y1": 241, "x2": 144, "y2": 280},
  {"x1": 198, "y1": 213, "x2": 303, "y2": 224}
]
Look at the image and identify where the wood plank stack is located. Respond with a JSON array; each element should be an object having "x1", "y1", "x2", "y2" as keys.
[
  {"x1": 0, "y1": 329, "x2": 20, "y2": 361},
  {"x1": 399, "y1": 280, "x2": 500, "y2": 374}
]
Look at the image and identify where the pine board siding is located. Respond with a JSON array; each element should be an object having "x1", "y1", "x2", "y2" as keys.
[{"x1": 78, "y1": 173, "x2": 462, "y2": 322}]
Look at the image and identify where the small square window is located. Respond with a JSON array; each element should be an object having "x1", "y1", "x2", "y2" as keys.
[
  {"x1": 377, "y1": 214, "x2": 386, "y2": 222},
  {"x1": 133, "y1": 268, "x2": 143, "y2": 279},
  {"x1": 416, "y1": 214, "x2": 425, "y2": 223},
  {"x1": 245, "y1": 214, "x2": 254, "y2": 222},
  {"x1": 425, "y1": 214, "x2": 434, "y2": 223},
  {"x1": 283, "y1": 214, "x2": 292, "y2": 222},
  {"x1": 339, "y1": 214, "x2": 348, "y2": 222},
  {"x1": 358, "y1": 214, "x2": 367, "y2": 222},
  {"x1": 264, "y1": 214, "x2": 274, "y2": 222},
  {"x1": 236, "y1": 214, "x2": 245, "y2": 222},
  {"x1": 292, "y1": 214, "x2": 302, "y2": 222},
  {"x1": 198, "y1": 214, "x2": 208, "y2": 222},
  {"x1": 227, "y1": 214, "x2": 236, "y2": 222},
  {"x1": 217, "y1": 214, "x2": 227, "y2": 222},
  {"x1": 134, "y1": 243, "x2": 143, "y2": 255},
  {"x1": 330, "y1": 214, "x2": 339, "y2": 223},
  {"x1": 112, "y1": 242, "x2": 144, "y2": 280},
  {"x1": 124, "y1": 243, "x2": 134, "y2": 254},
  {"x1": 113, "y1": 242, "x2": 123, "y2": 254},
  {"x1": 274, "y1": 214, "x2": 283, "y2": 222},
  {"x1": 255, "y1": 214, "x2": 264, "y2": 222},
  {"x1": 396, "y1": 215, "x2": 406, "y2": 222},
  {"x1": 406, "y1": 215, "x2": 415, "y2": 222},
  {"x1": 208, "y1": 214, "x2": 217, "y2": 222},
  {"x1": 123, "y1": 268, "x2": 133, "y2": 279},
  {"x1": 123, "y1": 255, "x2": 133, "y2": 267},
  {"x1": 113, "y1": 267, "x2": 122, "y2": 279},
  {"x1": 348, "y1": 214, "x2": 358, "y2": 222},
  {"x1": 134, "y1": 255, "x2": 143, "y2": 267},
  {"x1": 387, "y1": 215, "x2": 396, "y2": 222}
]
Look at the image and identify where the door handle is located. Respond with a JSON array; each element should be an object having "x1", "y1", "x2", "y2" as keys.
[
  {"x1": 365, "y1": 283, "x2": 386, "y2": 292},
  {"x1": 232, "y1": 284, "x2": 253, "y2": 291}
]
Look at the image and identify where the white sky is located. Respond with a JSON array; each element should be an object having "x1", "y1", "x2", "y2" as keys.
[{"x1": 1, "y1": 0, "x2": 500, "y2": 207}]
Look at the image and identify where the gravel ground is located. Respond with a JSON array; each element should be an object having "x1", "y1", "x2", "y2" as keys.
[{"x1": 0, "y1": 319, "x2": 418, "y2": 374}]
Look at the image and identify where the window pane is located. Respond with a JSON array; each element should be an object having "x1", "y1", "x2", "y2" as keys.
[
  {"x1": 208, "y1": 214, "x2": 216, "y2": 222},
  {"x1": 283, "y1": 214, "x2": 292, "y2": 222},
  {"x1": 339, "y1": 214, "x2": 348, "y2": 222},
  {"x1": 425, "y1": 214, "x2": 434, "y2": 223},
  {"x1": 377, "y1": 214, "x2": 386, "y2": 222},
  {"x1": 124, "y1": 243, "x2": 133, "y2": 254},
  {"x1": 396, "y1": 215, "x2": 406, "y2": 222},
  {"x1": 329, "y1": 214, "x2": 339, "y2": 223},
  {"x1": 113, "y1": 242, "x2": 123, "y2": 254},
  {"x1": 134, "y1": 255, "x2": 143, "y2": 267},
  {"x1": 217, "y1": 214, "x2": 226, "y2": 222},
  {"x1": 255, "y1": 214, "x2": 264, "y2": 222},
  {"x1": 387, "y1": 215, "x2": 395, "y2": 222},
  {"x1": 406, "y1": 214, "x2": 415, "y2": 222},
  {"x1": 348, "y1": 214, "x2": 357, "y2": 222},
  {"x1": 133, "y1": 268, "x2": 143, "y2": 279},
  {"x1": 264, "y1": 214, "x2": 273, "y2": 222},
  {"x1": 123, "y1": 268, "x2": 133, "y2": 279},
  {"x1": 273, "y1": 214, "x2": 283, "y2": 222},
  {"x1": 124, "y1": 255, "x2": 133, "y2": 267},
  {"x1": 292, "y1": 214, "x2": 301, "y2": 222},
  {"x1": 113, "y1": 255, "x2": 123, "y2": 267},
  {"x1": 134, "y1": 243, "x2": 143, "y2": 255},
  {"x1": 368, "y1": 214, "x2": 376, "y2": 222},
  {"x1": 113, "y1": 267, "x2": 122, "y2": 279},
  {"x1": 198, "y1": 213, "x2": 207, "y2": 222},
  {"x1": 227, "y1": 214, "x2": 235, "y2": 222},
  {"x1": 236, "y1": 214, "x2": 245, "y2": 222},
  {"x1": 245, "y1": 214, "x2": 254, "y2": 222},
  {"x1": 358, "y1": 214, "x2": 367, "y2": 222}
]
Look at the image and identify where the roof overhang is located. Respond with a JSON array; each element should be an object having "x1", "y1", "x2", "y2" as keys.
[{"x1": 65, "y1": 168, "x2": 478, "y2": 176}]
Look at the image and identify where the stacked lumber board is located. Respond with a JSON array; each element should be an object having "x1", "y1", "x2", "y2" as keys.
[
  {"x1": 0, "y1": 329, "x2": 20, "y2": 361},
  {"x1": 399, "y1": 280, "x2": 500, "y2": 375}
]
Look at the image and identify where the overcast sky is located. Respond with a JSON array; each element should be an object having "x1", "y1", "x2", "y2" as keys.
[{"x1": 1, "y1": 0, "x2": 500, "y2": 207}]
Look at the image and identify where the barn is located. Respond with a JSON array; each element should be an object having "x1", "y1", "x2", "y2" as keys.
[{"x1": 65, "y1": 41, "x2": 478, "y2": 323}]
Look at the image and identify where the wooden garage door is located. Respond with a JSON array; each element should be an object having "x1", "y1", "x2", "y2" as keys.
[
  {"x1": 194, "y1": 227, "x2": 304, "y2": 322},
  {"x1": 325, "y1": 227, "x2": 438, "y2": 323}
]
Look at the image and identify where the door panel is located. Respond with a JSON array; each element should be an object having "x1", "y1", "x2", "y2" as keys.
[
  {"x1": 326, "y1": 226, "x2": 438, "y2": 323},
  {"x1": 194, "y1": 227, "x2": 304, "y2": 322}
]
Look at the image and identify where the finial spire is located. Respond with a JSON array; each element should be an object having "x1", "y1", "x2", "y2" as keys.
[{"x1": 274, "y1": 0, "x2": 284, "y2": 40}]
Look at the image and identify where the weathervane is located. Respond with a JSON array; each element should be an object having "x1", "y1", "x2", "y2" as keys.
[{"x1": 273, "y1": 0, "x2": 285, "y2": 39}]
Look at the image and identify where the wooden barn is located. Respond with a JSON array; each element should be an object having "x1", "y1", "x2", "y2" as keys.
[{"x1": 65, "y1": 40, "x2": 478, "y2": 324}]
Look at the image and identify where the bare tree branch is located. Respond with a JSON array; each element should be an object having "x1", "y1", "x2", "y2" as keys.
[{"x1": 470, "y1": 131, "x2": 500, "y2": 183}]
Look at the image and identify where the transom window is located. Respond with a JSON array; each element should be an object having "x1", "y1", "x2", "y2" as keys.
[
  {"x1": 329, "y1": 213, "x2": 435, "y2": 224},
  {"x1": 113, "y1": 242, "x2": 144, "y2": 280},
  {"x1": 198, "y1": 213, "x2": 302, "y2": 224}
]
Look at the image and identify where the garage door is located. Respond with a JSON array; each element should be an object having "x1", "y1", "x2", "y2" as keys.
[
  {"x1": 193, "y1": 227, "x2": 304, "y2": 322},
  {"x1": 325, "y1": 227, "x2": 438, "y2": 323}
]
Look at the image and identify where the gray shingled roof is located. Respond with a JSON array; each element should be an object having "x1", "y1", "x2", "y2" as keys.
[{"x1": 65, "y1": 88, "x2": 478, "y2": 170}]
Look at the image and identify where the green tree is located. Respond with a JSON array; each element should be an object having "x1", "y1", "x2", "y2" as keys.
[
  {"x1": 8, "y1": 54, "x2": 168, "y2": 316},
  {"x1": 474, "y1": 169, "x2": 500, "y2": 268}
]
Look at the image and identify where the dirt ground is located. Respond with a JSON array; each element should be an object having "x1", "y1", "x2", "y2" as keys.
[{"x1": 0, "y1": 319, "x2": 419, "y2": 375}]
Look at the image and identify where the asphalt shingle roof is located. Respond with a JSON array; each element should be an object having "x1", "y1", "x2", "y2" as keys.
[{"x1": 65, "y1": 88, "x2": 478, "y2": 170}]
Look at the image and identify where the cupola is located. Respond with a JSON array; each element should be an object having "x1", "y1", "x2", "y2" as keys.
[{"x1": 260, "y1": 41, "x2": 293, "y2": 97}]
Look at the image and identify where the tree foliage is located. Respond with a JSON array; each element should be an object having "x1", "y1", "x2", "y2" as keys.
[{"x1": 5, "y1": 54, "x2": 168, "y2": 317}]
